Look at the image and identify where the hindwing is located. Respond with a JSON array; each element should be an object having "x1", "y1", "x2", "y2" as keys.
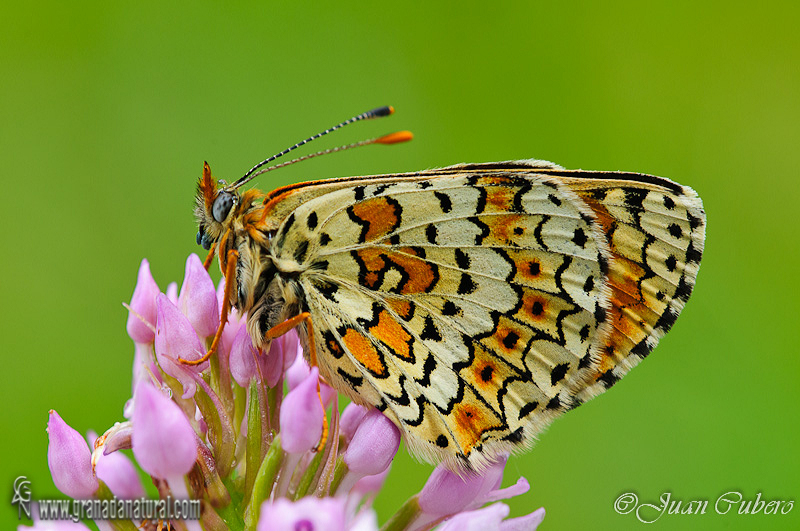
[{"x1": 266, "y1": 160, "x2": 705, "y2": 470}]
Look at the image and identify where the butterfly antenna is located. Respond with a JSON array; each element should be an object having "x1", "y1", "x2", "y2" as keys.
[
  {"x1": 248, "y1": 131, "x2": 414, "y2": 179},
  {"x1": 228, "y1": 106, "x2": 400, "y2": 190}
]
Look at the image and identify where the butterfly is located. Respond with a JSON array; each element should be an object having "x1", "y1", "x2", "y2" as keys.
[{"x1": 190, "y1": 107, "x2": 706, "y2": 471}]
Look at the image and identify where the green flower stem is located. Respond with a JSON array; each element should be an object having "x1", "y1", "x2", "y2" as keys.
[
  {"x1": 194, "y1": 377, "x2": 235, "y2": 478},
  {"x1": 212, "y1": 497, "x2": 245, "y2": 531},
  {"x1": 208, "y1": 340, "x2": 234, "y2": 421},
  {"x1": 291, "y1": 450, "x2": 324, "y2": 500},
  {"x1": 233, "y1": 384, "x2": 247, "y2": 440},
  {"x1": 244, "y1": 435, "x2": 283, "y2": 531},
  {"x1": 381, "y1": 495, "x2": 422, "y2": 531},
  {"x1": 245, "y1": 381, "x2": 262, "y2": 498},
  {"x1": 327, "y1": 456, "x2": 347, "y2": 495}
]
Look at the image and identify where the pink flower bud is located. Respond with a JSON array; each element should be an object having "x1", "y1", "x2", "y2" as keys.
[
  {"x1": 280, "y1": 367, "x2": 324, "y2": 454},
  {"x1": 166, "y1": 282, "x2": 179, "y2": 304},
  {"x1": 342, "y1": 409, "x2": 400, "y2": 477},
  {"x1": 339, "y1": 403, "x2": 368, "y2": 442},
  {"x1": 286, "y1": 354, "x2": 335, "y2": 406},
  {"x1": 126, "y1": 259, "x2": 160, "y2": 344},
  {"x1": 229, "y1": 325, "x2": 258, "y2": 387},
  {"x1": 154, "y1": 294, "x2": 208, "y2": 396},
  {"x1": 47, "y1": 410, "x2": 98, "y2": 498},
  {"x1": 178, "y1": 254, "x2": 219, "y2": 338},
  {"x1": 261, "y1": 336, "x2": 286, "y2": 388},
  {"x1": 131, "y1": 380, "x2": 197, "y2": 479}
]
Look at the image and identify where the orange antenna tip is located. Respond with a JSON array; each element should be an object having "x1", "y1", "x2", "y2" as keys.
[{"x1": 376, "y1": 130, "x2": 413, "y2": 145}]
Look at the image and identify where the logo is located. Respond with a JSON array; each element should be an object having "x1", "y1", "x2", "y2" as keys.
[{"x1": 12, "y1": 476, "x2": 32, "y2": 520}]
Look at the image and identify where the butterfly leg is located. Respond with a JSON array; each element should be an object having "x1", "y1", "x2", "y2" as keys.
[
  {"x1": 202, "y1": 242, "x2": 217, "y2": 271},
  {"x1": 264, "y1": 313, "x2": 328, "y2": 452},
  {"x1": 180, "y1": 248, "x2": 239, "y2": 366}
]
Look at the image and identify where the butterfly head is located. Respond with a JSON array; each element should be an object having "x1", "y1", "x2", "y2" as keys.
[{"x1": 194, "y1": 161, "x2": 239, "y2": 250}]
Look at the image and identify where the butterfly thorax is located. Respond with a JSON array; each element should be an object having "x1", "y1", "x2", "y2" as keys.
[{"x1": 194, "y1": 162, "x2": 305, "y2": 349}]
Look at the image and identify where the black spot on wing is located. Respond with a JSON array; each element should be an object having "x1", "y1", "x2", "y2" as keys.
[
  {"x1": 306, "y1": 212, "x2": 318, "y2": 230},
  {"x1": 434, "y1": 191, "x2": 452, "y2": 213},
  {"x1": 426, "y1": 224, "x2": 438, "y2": 244},
  {"x1": 420, "y1": 315, "x2": 442, "y2": 341}
]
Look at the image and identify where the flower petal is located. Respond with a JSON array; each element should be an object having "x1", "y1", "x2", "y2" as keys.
[
  {"x1": 89, "y1": 431, "x2": 145, "y2": 499},
  {"x1": 126, "y1": 259, "x2": 160, "y2": 344},
  {"x1": 131, "y1": 380, "x2": 197, "y2": 479},
  {"x1": 342, "y1": 409, "x2": 400, "y2": 477},
  {"x1": 257, "y1": 497, "x2": 346, "y2": 531},
  {"x1": 500, "y1": 507, "x2": 546, "y2": 531},
  {"x1": 154, "y1": 293, "x2": 208, "y2": 396},
  {"x1": 418, "y1": 455, "x2": 507, "y2": 517},
  {"x1": 229, "y1": 325, "x2": 258, "y2": 387},
  {"x1": 280, "y1": 367, "x2": 324, "y2": 454},
  {"x1": 178, "y1": 254, "x2": 219, "y2": 338},
  {"x1": 437, "y1": 502, "x2": 509, "y2": 531},
  {"x1": 47, "y1": 411, "x2": 98, "y2": 498}
]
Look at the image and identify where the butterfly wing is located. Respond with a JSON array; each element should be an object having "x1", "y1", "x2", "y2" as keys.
[{"x1": 268, "y1": 160, "x2": 705, "y2": 470}]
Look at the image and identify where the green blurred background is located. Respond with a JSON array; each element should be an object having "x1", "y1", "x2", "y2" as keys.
[{"x1": 2, "y1": 1, "x2": 798, "y2": 529}]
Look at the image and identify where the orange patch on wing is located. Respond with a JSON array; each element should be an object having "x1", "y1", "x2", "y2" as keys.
[
  {"x1": 450, "y1": 391, "x2": 502, "y2": 455},
  {"x1": 355, "y1": 248, "x2": 387, "y2": 289},
  {"x1": 484, "y1": 214, "x2": 526, "y2": 244},
  {"x1": 605, "y1": 258, "x2": 658, "y2": 345},
  {"x1": 481, "y1": 318, "x2": 530, "y2": 362},
  {"x1": 517, "y1": 257, "x2": 543, "y2": 283},
  {"x1": 578, "y1": 195, "x2": 616, "y2": 235},
  {"x1": 386, "y1": 298, "x2": 413, "y2": 320},
  {"x1": 369, "y1": 311, "x2": 412, "y2": 361},
  {"x1": 342, "y1": 329, "x2": 387, "y2": 377},
  {"x1": 389, "y1": 251, "x2": 437, "y2": 294},
  {"x1": 326, "y1": 336, "x2": 343, "y2": 356},
  {"x1": 350, "y1": 197, "x2": 401, "y2": 241},
  {"x1": 521, "y1": 292, "x2": 548, "y2": 322},
  {"x1": 474, "y1": 175, "x2": 509, "y2": 187},
  {"x1": 484, "y1": 186, "x2": 516, "y2": 212},
  {"x1": 354, "y1": 248, "x2": 436, "y2": 293}
]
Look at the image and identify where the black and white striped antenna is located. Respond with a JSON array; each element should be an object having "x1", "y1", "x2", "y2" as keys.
[{"x1": 227, "y1": 106, "x2": 410, "y2": 190}]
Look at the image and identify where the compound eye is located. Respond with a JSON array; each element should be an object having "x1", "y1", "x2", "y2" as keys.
[{"x1": 212, "y1": 192, "x2": 235, "y2": 223}]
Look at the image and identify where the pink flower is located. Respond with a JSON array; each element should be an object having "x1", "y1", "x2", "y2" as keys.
[
  {"x1": 339, "y1": 402, "x2": 368, "y2": 443},
  {"x1": 286, "y1": 352, "x2": 335, "y2": 406},
  {"x1": 410, "y1": 455, "x2": 534, "y2": 530},
  {"x1": 47, "y1": 411, "x2": 98, "y2": 498},
  {"x1": 126, "y1": 259, "x2": 160, "y2": 344},
  {"x1": 280, "y1": 366, "x2": 324, "y2": 454},
  {"x1": 341, "y1": 408, "x2": 400, "y2": 476},
  {"x1": 131, "y1": 380, "x2": 197, "y2": 479},
  {"x1": 229, "y1": 325, "x2": 259, "y2": 387},
  {"x1": 154, "y1": 293, "x2": 208, "y2": 397},
  {"x1": 89, "y1": 431, "x2": 145, "y2": 499},
  {"x1": 178, "y1": 254, "x2": 219, "y2": 338},
  {"x1": 257, "y1": 497, "x2": 348, "y2": 531}
]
